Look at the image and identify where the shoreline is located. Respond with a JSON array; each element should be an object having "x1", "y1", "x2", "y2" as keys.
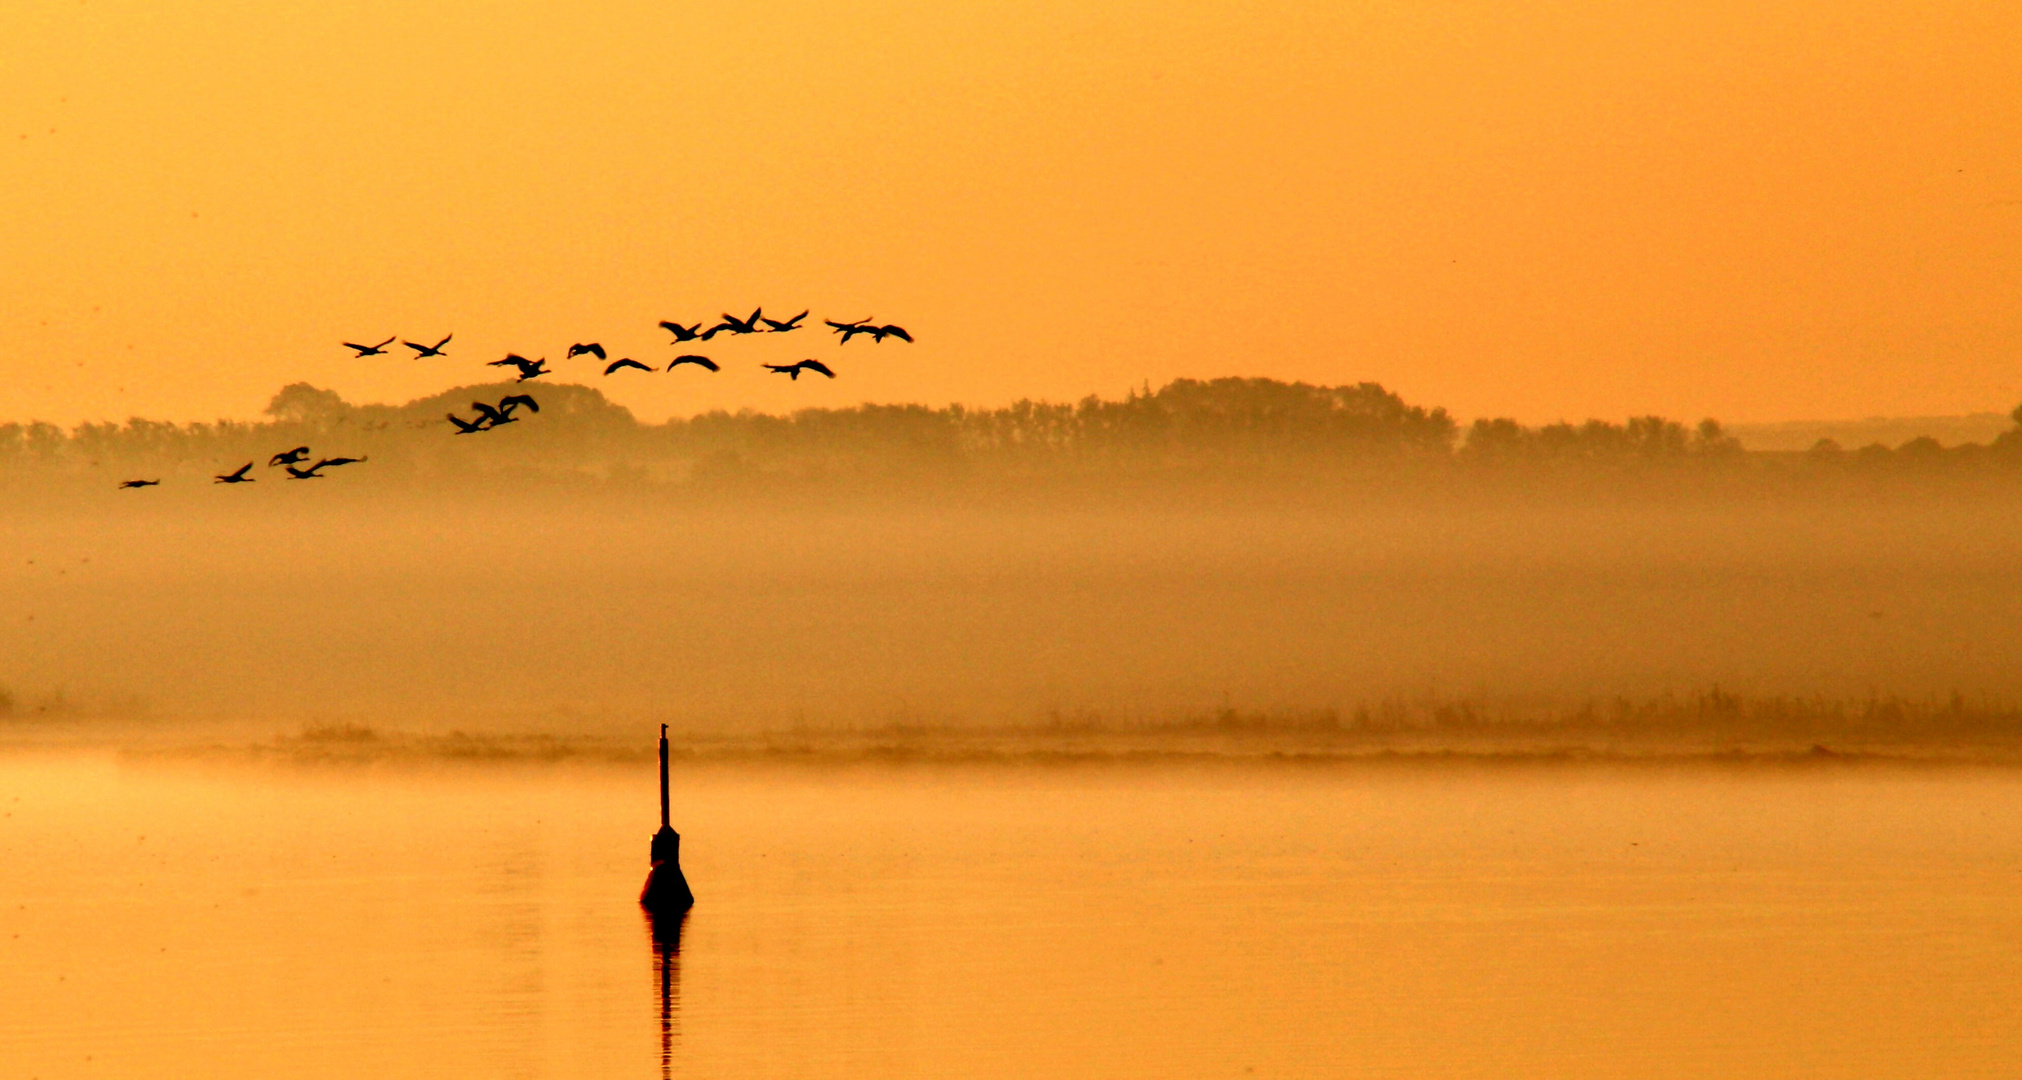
[{"x1": 8, "y1": 723, "x2": 2022, "y2": 771}]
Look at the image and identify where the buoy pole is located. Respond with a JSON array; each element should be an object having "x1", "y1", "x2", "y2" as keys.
[
  {"x1": 659, "y1": 723, "x2": 671, "y2": 830},
  {"x1": 642, "y1": 723, "x2": 695, "y2": 914}
]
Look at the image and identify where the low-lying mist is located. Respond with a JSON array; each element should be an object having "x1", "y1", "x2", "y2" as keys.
[{"x1": 6, "y1": 377, "x2": 2022, "y2": 755}]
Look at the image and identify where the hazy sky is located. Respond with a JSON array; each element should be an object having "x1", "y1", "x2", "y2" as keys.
[{"x1": 2, "y1": 0, "x2": 2017, "y2": 426}]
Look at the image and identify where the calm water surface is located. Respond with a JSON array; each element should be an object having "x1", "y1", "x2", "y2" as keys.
[{"x1": 3, "y1": 752, "x2": 2021, "y2": 1078}]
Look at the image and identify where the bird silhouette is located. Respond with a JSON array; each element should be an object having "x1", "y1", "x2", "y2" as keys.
[
  {"x1": 829, "y1": 318, "x2": 911, "y2": 344},
  {"x1": 468, "y1": 395, "x2": 540, "y2": 427},
  {"x1": 403, "y1": 334, "x2": 452, "y2": 358},
  {"x1": 268, "y1": 446, "x2": 311, "y2": 467},
  {"x1": 660, "y1": 321, "x2": 703, "y2": 342},
  {"x1": 761, "y1": 310, "x2": 809, "y2": 332},
  {"x1": 488, "y1": 354, "x2": 550, "y2": 381},
  {"x1": 667, "y1": 355, "x2": 719, "y2": 372},
  {"x1": 825, "y1": 318, "x2": 878, "y2": 344},
  {"x1": 343, "y1": 337, "x2": 395, "y2": 357},
  {"x1": 704, "y1": 308, "x2": 764, "y2": 338},
  {"x1": 568, "y1": 343, "x2": 607, "y2": 360},
  {"x1": 283, "y1": 463, "x2": 326, "y2": 479},
  {"x1": 118, "y1": 478, "x2": 160, "y2": 489},
  {"x1": 764, "y1": 359, "x2": 836, "y2": 380},
  {"x1": 605, "y1": 358, "x2": 654, "y2": 374},
  {"x1": 315, "y1": 456, "x2": 367, "y2": 469},
  {"x1": 214, "y1": 463, "x2": 255, "y2": 484},
  {"x1": 447, "y1": 412, "x2": 485, "y2": 433}
]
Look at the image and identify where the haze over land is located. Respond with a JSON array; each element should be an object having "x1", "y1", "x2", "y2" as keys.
[{"x1": 7, "y1": 376, "x2": 2022, "y2": 759}]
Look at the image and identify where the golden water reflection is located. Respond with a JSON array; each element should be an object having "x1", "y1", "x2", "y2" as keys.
[
  {"x1": 649, "y1": 910, "x2": 686, "y2": 1080},
  {"x1": 5, "y1": 753, "x2": 2022, "y2": 1078}
]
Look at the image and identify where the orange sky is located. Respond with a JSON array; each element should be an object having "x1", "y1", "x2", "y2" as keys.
[{"x1": 1, "y1": 0, "x2": 2017, "y2": 426}]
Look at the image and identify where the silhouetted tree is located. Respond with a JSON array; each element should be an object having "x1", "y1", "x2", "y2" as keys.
[{"x1": 266, "y1": 383, "x2": 351, "y2": 424}]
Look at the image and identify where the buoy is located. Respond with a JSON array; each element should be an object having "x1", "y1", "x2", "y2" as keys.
[{"x1": 641, "y1": 723, "x2": 695, "y2": 913}]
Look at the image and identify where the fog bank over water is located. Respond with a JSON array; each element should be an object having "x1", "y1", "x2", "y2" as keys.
[{"x1": 5, "y1": 378, "x2": 2022, "y2": 744}]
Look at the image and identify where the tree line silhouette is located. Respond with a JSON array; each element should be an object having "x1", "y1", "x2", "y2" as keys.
[{"x1": 6, "y1": 377, "x2": 2022, "y2": 489}]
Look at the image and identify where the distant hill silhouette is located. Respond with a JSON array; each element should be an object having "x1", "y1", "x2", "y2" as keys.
[{"x1": 1724, "y1": 413, "x2": 2015, "y2": 452}]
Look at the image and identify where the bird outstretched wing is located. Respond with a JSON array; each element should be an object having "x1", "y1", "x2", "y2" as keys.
[
  {"x1": 605, "y1": 358, "x2": 653, "y2": 374},
  {"x1": 668, "y1": 355, "x2": 719, "y2": 371},
  {"x1": 499, "y1": 394, "x2": 540, "y2": 414},
  {"x1": 799, "y1": 359, "x2": 836, "y2": 378}
]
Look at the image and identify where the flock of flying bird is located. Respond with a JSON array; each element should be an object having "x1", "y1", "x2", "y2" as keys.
[
  {"x1": 117, "y1": 449, "x2": 366, "y2": 488},
  {"x1": 119, "y1": 307, "x2": 911, "y2": 488}
]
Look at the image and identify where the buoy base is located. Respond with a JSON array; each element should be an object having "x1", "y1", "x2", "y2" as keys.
[{"x1": 641, "y1": 826, "x2": 695, "y2": 914}]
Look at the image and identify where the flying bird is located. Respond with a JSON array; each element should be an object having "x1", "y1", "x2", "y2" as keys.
[
  {"x1": 447, "y1": 412, "x2": 486, "y2": 434},
  {"x1": 764, "y1": 359, "x2": 836, "y2": 380},
  {"x1": 605, "y1": 358, "x2": 654, "y2": 375},
  {"x1": 118, "y1": 478, "x2": 160, "y2": 489},
  {"x1": 866, "y1": 323, "x2": 913, "y2": 343},
  {"x1": 761, "y1": 310, "x2": 808, "y2": 333},
  {"x1": 403, "y1": 334, "x2": 452, "y2": 358},
  {"x1": 704, "y1": 308, "x2": 764, "y2": 338},
  {"x1": 825, "y1": 318, "x2": 878, "y2": 344},
  {"x1": 343, "y1": 337, "x2": 395, "y2": 357},
  {"x1": 469, "y1": 395, "x2": 539, "y2": 428},
  {"x1": 568, "y1": 343, "x2": 607, "y2": 360},
  {"x1": 660, "y1": 320, "x2": 703, "y2": 342},
  {"x1": 314, "y1": 456, "x2": 367, "y2": 469},
  {"x1": 214, "y1": 463, "x2": 255, "y2": 484},
  {"x1": 488, "y1": 354, "x2": 550, "y2": 381},
  {"x1": 268, "y1": 446, "x2": 311, "y2": 467},
  {"x1": 666, "y1": 355, "x2": 719, "y2": 372}
]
